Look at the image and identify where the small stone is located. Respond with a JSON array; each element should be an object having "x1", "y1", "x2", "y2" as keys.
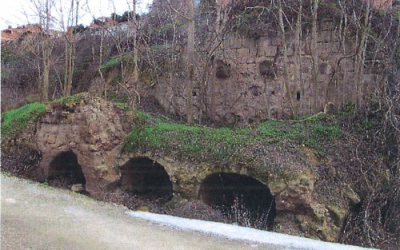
[
  {"x1": 343, "y1": 185, "x2": 361, "y2": 205},
  {"x1": 295, "y1": 215, "x2": 304, "y2": 223},
  {"x1": 137, "y1": 206, "x2": 149, "y2": 212},
  {"x1": 71, "y1": 184, "x2": 84, "y2": 193}
]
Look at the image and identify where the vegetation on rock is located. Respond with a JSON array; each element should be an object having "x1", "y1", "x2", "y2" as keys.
[
  {"x1": 122, "y1": 112, "x2": 341, "y2": 164},
  {"x1": 1, "y1": 0, "x2": 400, "y2": 248},
  {"x1": 1, "y1": 102, "x2": 46, "y2": 140}
]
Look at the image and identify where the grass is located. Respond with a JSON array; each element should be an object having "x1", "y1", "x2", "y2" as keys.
[
  {"x1": 1, "y1": 94, "x2": 91, "y2": 144},
  {"x1": 1, "y1": 102, "x2": 46, "y2": 139},
  {"x1": 122, "y1": 113, "x2": 342, "y2": 164},
  {"x1": 101, "y1": 57, "x2": 123, "y2": 71},
  {"x1": 52, "y1": 92, "x2": 89, "y2": 104},
  {"x1": 100, "y1": 56, "x2": 133, "y2": 72},
  {"x1": 1, "y1": 95, "x2": 341, "y2": 167}
]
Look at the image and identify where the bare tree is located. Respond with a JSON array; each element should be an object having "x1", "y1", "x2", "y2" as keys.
[
  {"x1": 130, "y1": 0, "x2": 139, "y2": 86},
  {"x1": 310, "y1": 0, "x2": 319, "y2": 111},
  {"x1": 186, "y1": 0, "x2": 195, "y2": 123},
  {"x1": 354, "y1": 1, "x2": 372, "y2": 108},
  {"x1": 31, "y1": 0, "x2": 54, "y2": 102},
  {"x1": 62, "y1": 0, "x2": 80, "y2": 97},
  {"x1": 277, "y1": 0, "x2": 295, "y2": 116}
]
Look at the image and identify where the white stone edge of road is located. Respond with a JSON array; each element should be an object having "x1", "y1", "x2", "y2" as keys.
[{"x1": 127, "y1": 211, "x2": 378, "y2": 250}]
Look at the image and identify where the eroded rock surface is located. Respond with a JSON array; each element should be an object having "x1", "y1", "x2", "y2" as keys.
[
  {"x1": 2, "y1": 95, "x2": 353, "y2": 242},
  {"x1": 10, "y1": 94, "x2": 132, "y2": 196}
]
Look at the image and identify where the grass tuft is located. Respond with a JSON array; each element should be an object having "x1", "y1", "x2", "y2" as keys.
[
  {"x1": 1, "y1": 102, "x2": 46, "y2": 139},
  {"x1": 122, "y1": 112, "x2": 341, "y2": 164}
]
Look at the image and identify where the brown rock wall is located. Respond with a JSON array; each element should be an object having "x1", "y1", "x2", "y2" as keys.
[
  {"x1": 4, "y1": 96, "x2": 349, "y2": 241},
  {"x1": 31, "y1": 96, "x2": 130, "y2": 195},
  {"x1": 155, "y1": 25, "x2": 383, "y2": 124}
]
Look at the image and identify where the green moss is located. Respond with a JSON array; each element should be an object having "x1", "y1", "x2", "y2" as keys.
[
  {"x1": 136, "y1": 110, "x2": 153, "y2": 122},
  {"x1": 106, "y1": 92, "x2": 130, "y2": 104},
  {"x1": 101, "y1": 57, "x2": 123, "y2": 70},
  {"x1": 1, "y1": 102, "x2": 46, "y2": 139},
  {"x1": 122, "y1": 112, "x2": 341, "y2": 165},
  {"x1": 312, "y1": 123, "x2": 341, "y2": 138},
  {"x1": 113, "y1": 102, "x2": 130, "y2": 109},
  {"x1": 54, "y1": 93, "x2": 87, "y2": 105},
  {"x1": 327, "y1": 205, "x2": 346, "y2": 227},
  {"x1": 100, "y1": 56, "x2": 133, "y2": 72}
]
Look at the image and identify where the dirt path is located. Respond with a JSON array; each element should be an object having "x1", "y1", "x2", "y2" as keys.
[{"x1": 1, "y1": 174, "x2": 284, "y2": 250}]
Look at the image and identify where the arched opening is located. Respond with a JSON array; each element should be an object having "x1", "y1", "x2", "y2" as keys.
[
  {"x1": 120, "y1": 157, "x2": 173, "y2": 200},
  {"x1": 199, "y1": 172, "x2": 276, "y2": 230},
  {"x1": 48, "y1": 151, "x2": 86, "y2": 189}
]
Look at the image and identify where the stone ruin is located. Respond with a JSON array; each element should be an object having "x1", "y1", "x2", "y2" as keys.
[
  {"x1": 1, "y1": 95, "x2": 356, "y2": 241},
  {"x1": 154, "y1": 22, "x2": 384, "y2": 124}
]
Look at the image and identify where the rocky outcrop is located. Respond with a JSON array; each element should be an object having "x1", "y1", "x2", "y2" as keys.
[
  {"x1": 118, "y1": 147, "x2": 345, "y2": 241},
  {"x1": 3, "y1": 95, "x2": 354, "y2": 242},
  {"x1": 11, "y1": 94, "x2": 132, "y2": 196}
]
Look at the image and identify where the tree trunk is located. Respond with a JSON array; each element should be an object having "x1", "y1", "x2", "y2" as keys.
[
  {"x1": 186, "y1": 0, "x2": 195, "y2": 123},
  {"x1": 294, "y1": 2, "x2": 303, "y2": 115},
  {"x1": 41, "y1": 38, "x2": 50, "y2": 102},
  {"x1": 132, "y1": 0, "x2": 139, "y2": 84},
  {"x1": 130, "y1": 0, "x2": 139, "y2": 108},
  {"x1": 99, "y1": 29, "x2": 106, "y2": 98},
  {"x1": 277, "y1": 0, "x2": 295, "y2": 117},
  {"x1": 355, "y1": 2, "x2": 371, "y2": 108},
  {"x1": 64, "y1": 27, "x2": 75, "y2": 97},
  {"x1": 40, "y1": 0, "x2": 51, "y2": 102},
  {"x1": 65, "y1": 0, "x2": 78, "y2": 97},
  {"x1": 311, "y1": 0, "x2": 319, "y2": 111}
]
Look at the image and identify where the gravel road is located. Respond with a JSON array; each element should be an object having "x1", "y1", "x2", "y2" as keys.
[{"x1": 1, "y1": 173, "x2": 285, "y2": 250}]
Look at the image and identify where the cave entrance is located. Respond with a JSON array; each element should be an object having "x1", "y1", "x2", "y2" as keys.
[
  {"x1": 199, "y1": 172, "x2": 276, "y2": 230},
  {"x1": 120, "y1": 157, "x2": 173, "y2": 200},
  {"x1": 48, "y1": 151, "x2": 86, "y2": 189}
]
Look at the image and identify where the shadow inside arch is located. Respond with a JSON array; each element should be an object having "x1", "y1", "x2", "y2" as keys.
[
  {"x1": 47, "y1": 151, "x2": 86, "y2": 189},
  {"x1": 199, "y1": 172, "x2": 276, "y2": 230},
  {"x1": 119, "y1": 157, "x2": 173, "y2": 200}
]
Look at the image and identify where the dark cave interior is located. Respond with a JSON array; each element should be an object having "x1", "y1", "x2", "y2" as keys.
[
  {"x1": 47, "y1": 151, "x2": 86, "y2": 188},
  {"x1": 198, "y1": 172, "x2": 277, "y2": 230},
  {"x1": 119, "y1": 157, "x2": 173, "y2": 200}
]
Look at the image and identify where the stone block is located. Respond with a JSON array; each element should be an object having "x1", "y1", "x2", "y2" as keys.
[
  {"x1": 263, "y1": 45, "x2": 278, "y2": 57},
  {"x1": 236, "y1": 48, "x2": 251, "y2": 60},
  {"x1": 47, "y1": 134, "x2": 56, "y2": 144},
  {"x1": 317, "y1": 31, "x2": 333, "y2": 43},
  {"x1": 270, "y1": 37, "x2": 280, "y2": 46},
  {"x1": 224, "y1": 35, "x2": 238, "y2": 49},
  {"x1": 340, "y1": 58, "x2": 355, "y2": 72},
  {"x1": 239, "y1": 38, "x2": 251, "y2": 48},
  {"x1": 258, "y1": 36, "x2": 270, "y2": 49}
]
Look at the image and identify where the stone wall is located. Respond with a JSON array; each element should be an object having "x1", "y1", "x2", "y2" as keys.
[
  {"x1": 26, "y1": 95, "x2": 131, "y2": 195},
  {"x1": 4, "y1": 96, "x2": 354, "y2": 241},
  {"x1": 118, "y1": 149, "x2": 345, "y2": 241},
  {"x1": 155, "y1": 22, "x2": 383, "y2": 124}
]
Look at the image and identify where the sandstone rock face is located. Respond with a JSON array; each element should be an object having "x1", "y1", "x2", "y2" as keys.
[
  {"x1": 118, "y1": 148, "x2": 343, "y2": 241},
  {"x1": 154, "y1": 26, "x2": 382, "y2": 124},
  {"x1": 6, "y1": 96, "x2": 351, "y2": 242},
  {"x1": 31, "y1": 95, "x2": 132, "y2": 196}
]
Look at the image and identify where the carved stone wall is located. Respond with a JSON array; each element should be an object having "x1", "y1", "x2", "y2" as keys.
[
  {"x1": 155, "y1": 23, "x2": 383, "y2": 124},
  {"x1": 5, "y1": 97, "x2": 354, "y2": 241}
]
